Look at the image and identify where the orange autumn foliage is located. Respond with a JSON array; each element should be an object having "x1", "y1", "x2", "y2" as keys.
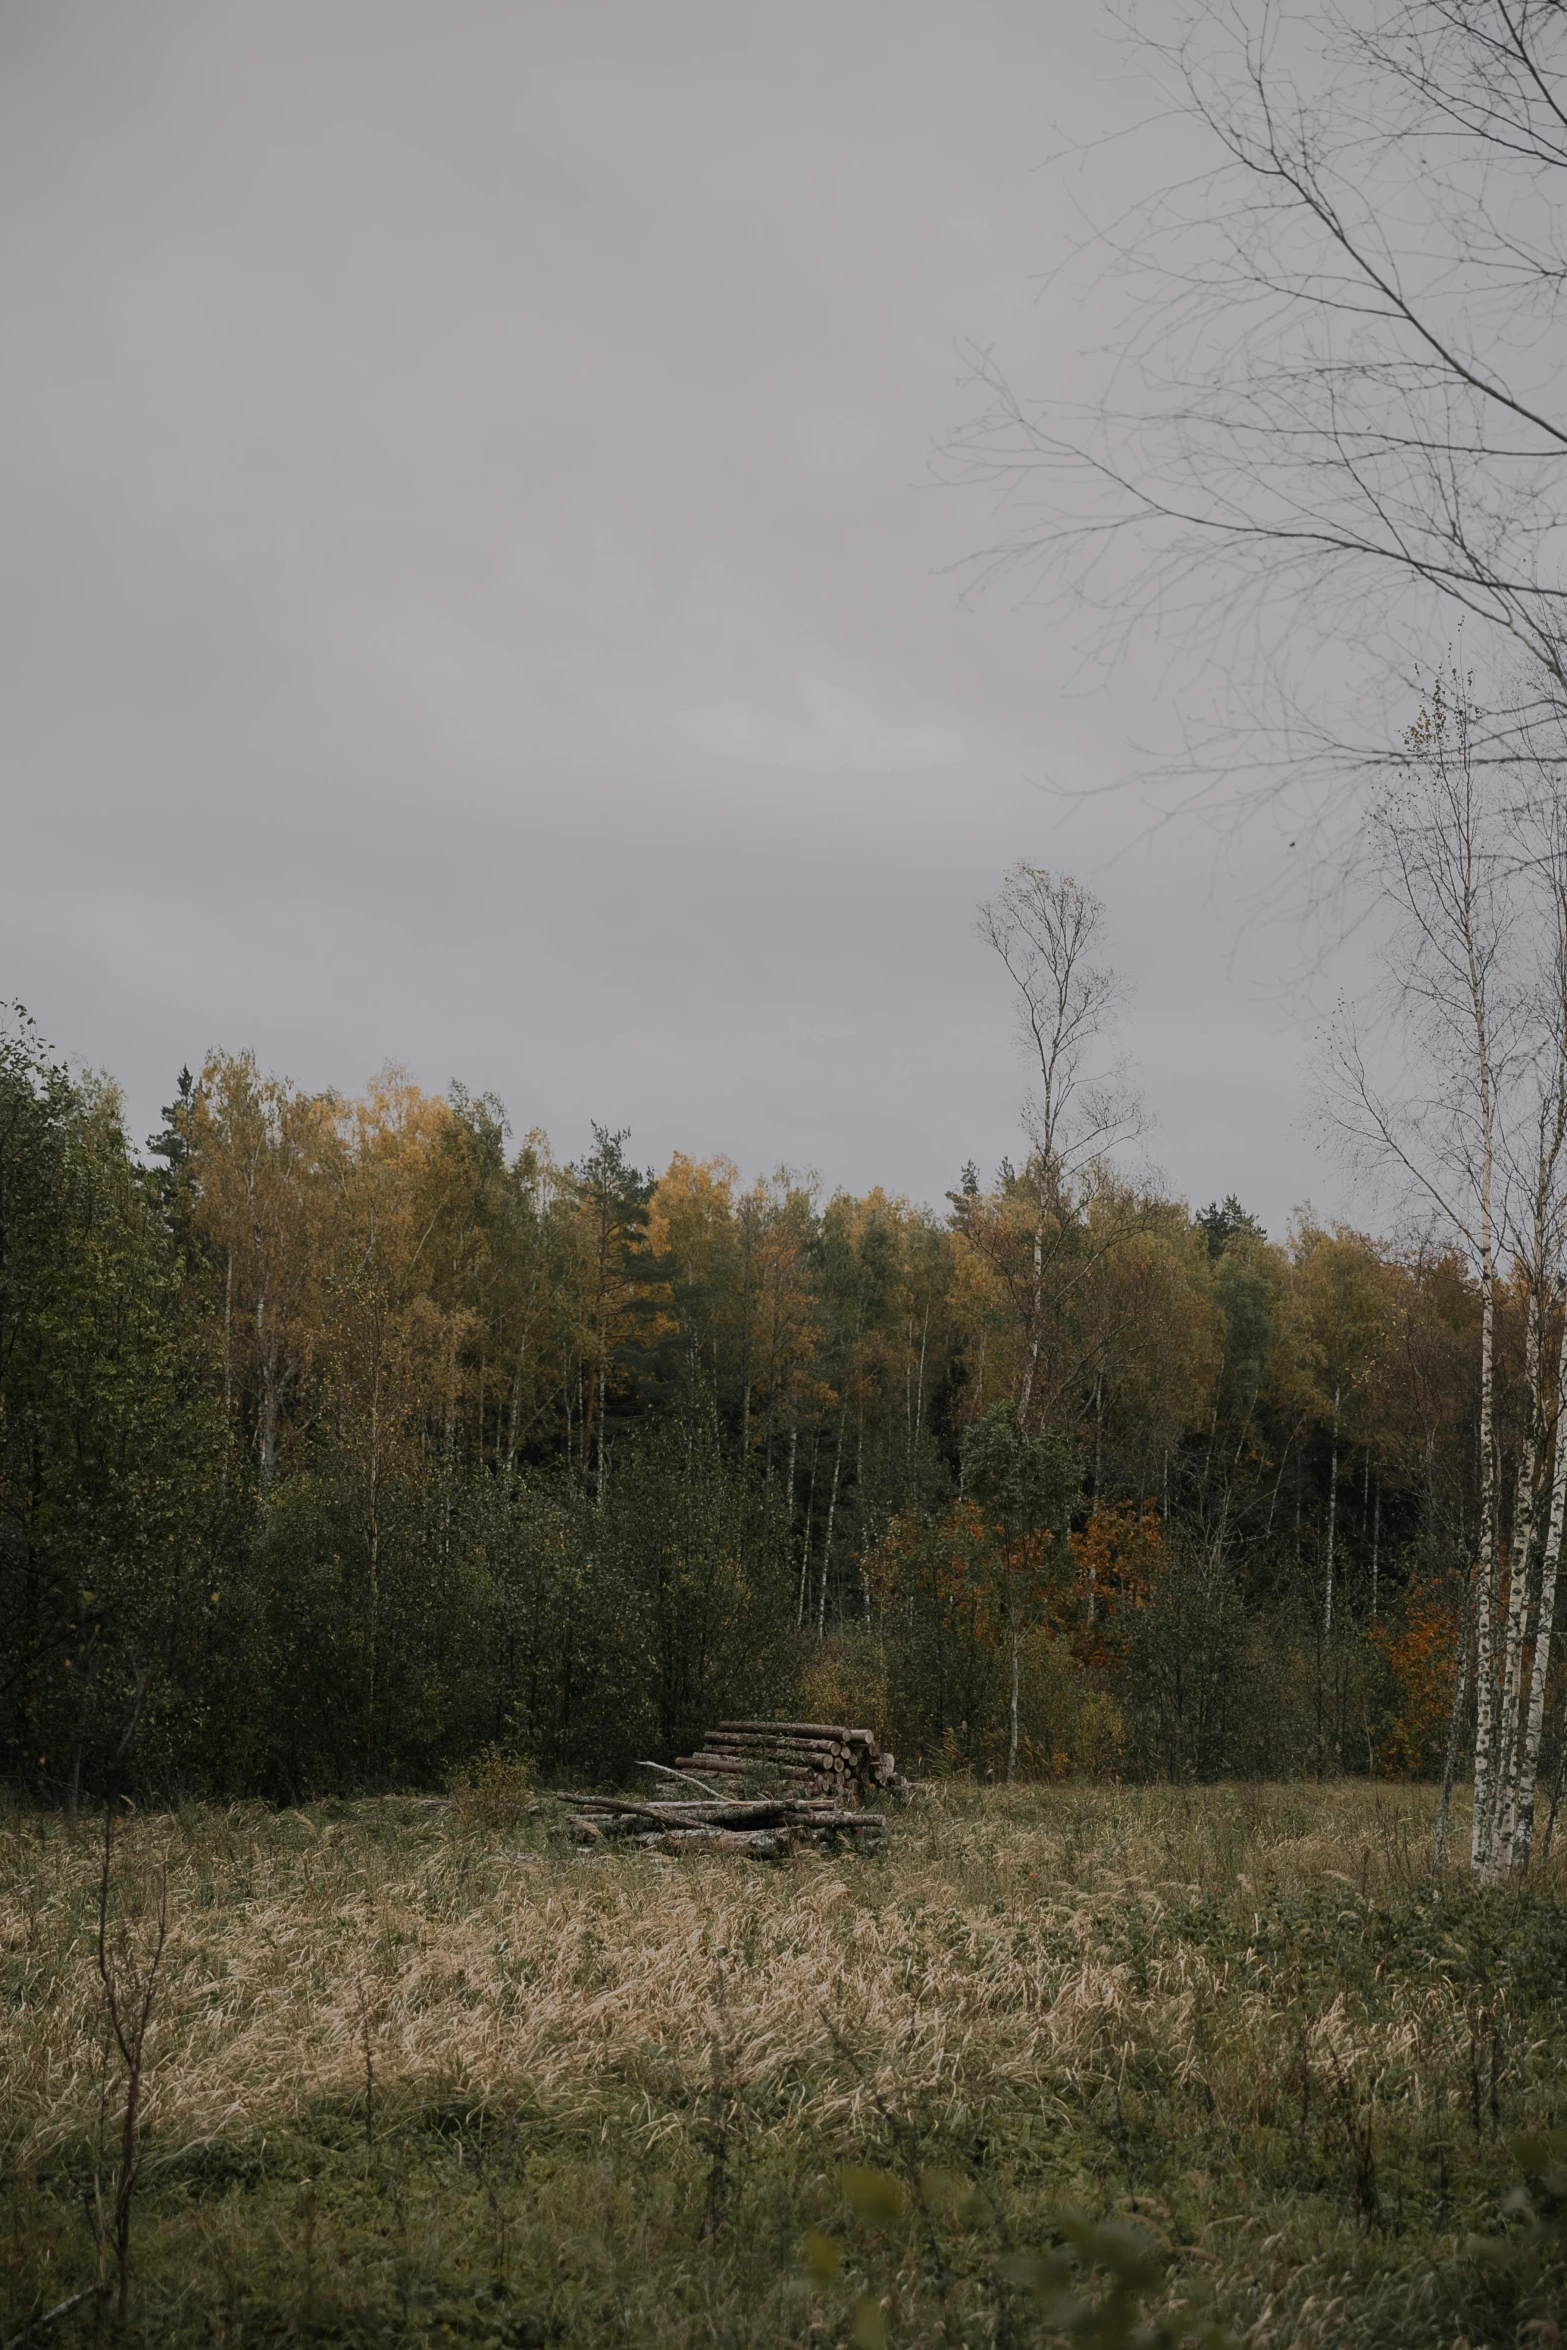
[
  {"x1": 1372, "y1": 1578, "x2": 1462, "y2": 1776},
  {"x1": 1068, "y1": 1502, "x2": 1164, "y2": 1668},
  {"x1": 865, "y1": 1496, "x2": 1163, "y2": 1666},
  {"x1": 863, "y1": 1498, "x2": 1063, "y2": 1644}
]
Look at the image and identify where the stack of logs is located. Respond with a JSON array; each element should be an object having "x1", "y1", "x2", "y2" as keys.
[
  {"x1": 674, "y1": 1720, "x2": 902, "y2": 1805},
  {"x1": 560, "y1": 1793, "x2": 882, "y2": 1859}
]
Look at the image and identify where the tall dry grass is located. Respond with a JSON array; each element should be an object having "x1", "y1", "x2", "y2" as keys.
[
  {"x1": 0, "y1": 1782, "x2": 1455, "y2": 2161},
  {"x1": 2, "y1": 1780, "x2": 1562, "y2": 2347}
]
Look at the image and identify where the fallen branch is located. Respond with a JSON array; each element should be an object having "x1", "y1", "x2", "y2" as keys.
[
  {"x1": 554, "y1": 1794, "x2": 669, "y2": 1825},
  {"x1": 637, "y1": 1759, "x2": 728, "y2": 1797},
  {"x1": 559, "y1": 1796, "x2": 874, "y2": 1828},
  {"x1": 2, "y1": 2284, "x2": 112, "y2": 2350}
]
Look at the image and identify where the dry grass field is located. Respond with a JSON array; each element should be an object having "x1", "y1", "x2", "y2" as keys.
[{"x1": 3, "y1": 1780, "x2": 1565, "y2": 2348}]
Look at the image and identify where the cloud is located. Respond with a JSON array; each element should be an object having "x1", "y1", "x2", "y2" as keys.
[
  {"x1": 674, "y1": 672, "x2": 966, "y2": 774},
  {"x1": 369, "y1": 606, "x2": 565, "y2": 769}
]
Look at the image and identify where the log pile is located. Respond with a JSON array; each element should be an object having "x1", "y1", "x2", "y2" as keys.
[
  {"x1": 557, "y1": 1792, "x2": 883, "y2": 1859},
  {"x1": 673, "y1": 1719, "x2": 903, "y2": 1804}
]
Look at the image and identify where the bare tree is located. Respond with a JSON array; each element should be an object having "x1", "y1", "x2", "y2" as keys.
[
  {"x1": 978, "y1": 865, "x2": 1142, "y2": 1185},
  {"x1": 1324, "y1": 670, "x2": 1567, "y2": 1871},
  {"x1": 953, "y1": 1, "x2": 1567, "y2": 849},
  {"x1": 969, "y1": 866, "x2": 1144, "y2": 1426}
]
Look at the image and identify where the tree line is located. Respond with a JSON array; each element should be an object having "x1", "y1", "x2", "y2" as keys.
[{"x1": 3, "y1": 875, "x2": 1551, "y2": 1834}]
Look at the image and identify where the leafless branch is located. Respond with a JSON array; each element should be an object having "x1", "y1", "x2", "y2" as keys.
[{"x1": 947, "y1": 1, "x2": 1567, "y2": 897}]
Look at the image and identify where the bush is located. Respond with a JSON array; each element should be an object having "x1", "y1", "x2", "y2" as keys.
[
  {"x1": 800, "y1": 1632, "x2": 891, "y2": 1740},
  {"x1": 447, "y1": 1746, "x2": 535, "y2": 1832}
]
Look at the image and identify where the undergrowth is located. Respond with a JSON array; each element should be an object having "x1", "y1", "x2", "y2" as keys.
[{"x1": 1, "y1": 1781, "x2": 1563, "y2": 2347}]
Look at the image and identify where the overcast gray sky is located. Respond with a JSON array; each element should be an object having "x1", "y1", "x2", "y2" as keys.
[{"x1": 0, "y1": 0, "x2": 1349, "y2": 1233}]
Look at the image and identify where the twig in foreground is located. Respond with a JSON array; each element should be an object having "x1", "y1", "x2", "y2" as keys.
[
  {"x1": 638, "y1": 1760, "x2": 728, "y2": 1797},
  {"x1": 2, "y1": 2282, "x2": 111, "y2": 2350}
]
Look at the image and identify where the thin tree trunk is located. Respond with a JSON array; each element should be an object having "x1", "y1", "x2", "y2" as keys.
[
  {"x1": 365, "y1": 1334, "x2": 383, "y2": 1781},
  {"x1": 739, "y1": 1215, "x2": 753, "y2": 1467},
  {"x1": 1017, "y1": 1209, "x2": 1045, "y2": 1426},
  {"x1": 855, "y1": 1410, "x2": 870, "y2": 1619},
  {"x1": 441, "y1": 1317, "x2": 458, "y2": 1558},
  {"x1": 1433, "y1": 1564, "x2": 1475, "y2": 1871},
  {"x1": 905, "y1": 1315, "x2": 916, "y2": 1464},
  {"x1": 1200, "y1": 1391, "x2": 1221, "y2": 1509},
  {"x1": 1471, "y1": 1210, "x2": 1499, "y2": 1871},
  {"x1": 797, "y1": 1430, "x2": 817, "y2": 1630},
  {"x1": 818, "y1": 1408, "x2": 846, "y2": 1637},
  {"x1": 1264, "y1": 1430, "x2": 1293, "y2": 1542},
  {"x1": 1541, "y1": 1708, "x2": 1567, "y2": 1865},
  {"x1": 915, "y1": 1301, "x2": 930, "y2": 1451},
  {"x1": 505, "y1": 1333, "x2": 527, "y2": 1473},
  {"x1": 1512, "y1": 1318, "x2": 1567, "y2": 1867},
  {"x1": 256, "y1": 1289, "x2": 280, "y2": 1492},
  {"x1": 1462, "y1": 758, "x2": 1501, "y2": 1874},
  {"x1": 1324, "y1": 1386, "x2": 1341, "y2": 1635},
  {"x1": 222, "y1": 1249, "x2": 233, "y2": 1425},
  {"x1": 1497, "y1": 1282, "x2": 1546, "y2": 1855},
  {"x1": 1007, "y1": 1584, "x2": 1020, "y2": 1784}
]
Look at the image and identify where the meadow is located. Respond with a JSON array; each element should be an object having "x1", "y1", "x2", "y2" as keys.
[{"x1": 3, "y1": 1781, "x2": 1564, "y2": 2349}]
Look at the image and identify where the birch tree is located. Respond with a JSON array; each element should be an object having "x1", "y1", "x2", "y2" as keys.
[
  {"x1": 187, "y1": 1053, "x2": 339, "y2": 1486},
  {"x1": 1326, "y1": 675, "x2": 1567, "y2": 1869},
  {"x1": 966, "y1": 865, "x2": 1143, "y2": 1430},
  {"x1": 1498, "y1": 738, "x2": 1567, "y2": 1864},
  {"x1": 1285, "y1": 1224, "x2": 1394, "y2": 1634}
]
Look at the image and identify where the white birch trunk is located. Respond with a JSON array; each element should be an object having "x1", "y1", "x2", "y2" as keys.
[
  {"x1": 1496, "y1": 1281, "x2": 1544, "y2": 1857},
  {"x1": 1017, "y1": 1209, "x2": 1045, "y2": 1427},
  {"x1": 1433, "y1": 1562, "x2": 1473, "y2": 1871},
  {"x1": 818, "y1": 1410, "x2": 845, "y2": 1636},
  {"x1": 1469, "y1": 858, "x2": 1499, "y2": 1873},
  {"x1": 797, "y1": 1430, "x2": 816, "y2": 1630},
  {"x1": 1512, "y1": 1316, "x2": 1567, "y2": 1867},
  {"x1": 1471, "y1": 1243, "x2": 1499, "y2": 1871}
]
